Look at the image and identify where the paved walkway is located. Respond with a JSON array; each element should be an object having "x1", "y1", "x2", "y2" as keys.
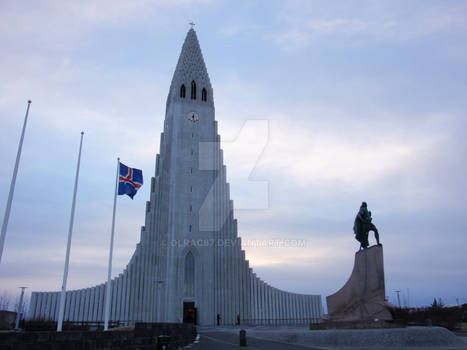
[
  {"x1": 189, "y1": 329, "x2": 322, "y2": 350},
  {"x1": 187, "y1": 327, "x2": 467, "y2": 350}
]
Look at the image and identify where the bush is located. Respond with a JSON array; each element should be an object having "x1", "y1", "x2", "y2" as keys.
[{"x1": 391, "y1": 305, "x2": 464, "y2": 331}]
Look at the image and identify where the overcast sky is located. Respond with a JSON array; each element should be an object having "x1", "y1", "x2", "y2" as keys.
[{"x1": 1, "y1": 0, "x2": 466, "y2": 311}]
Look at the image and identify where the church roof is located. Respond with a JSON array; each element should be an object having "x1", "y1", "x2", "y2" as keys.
[{"x1": 169, "y1": 29, "x2": 212, "y2": 98}]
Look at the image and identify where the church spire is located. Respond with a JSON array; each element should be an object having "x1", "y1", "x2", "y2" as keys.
[{"x1": 168, "y1": 29, "x2": 213, "y2": 105}]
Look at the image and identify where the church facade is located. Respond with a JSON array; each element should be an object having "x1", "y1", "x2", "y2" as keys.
[{"x1": 28, "y1": 29, "x2": 322, "y2": 326}]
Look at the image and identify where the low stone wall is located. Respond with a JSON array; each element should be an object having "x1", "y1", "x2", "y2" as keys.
[
  {"x1": 311, "y1": 319, "x2": 406, "y2": 330},
  {"x1": 0, "y1": 322, "x2": 196, "y2": 350}
]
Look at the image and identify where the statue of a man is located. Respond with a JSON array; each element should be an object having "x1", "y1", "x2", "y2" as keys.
[{"x1": 353, "y1": 202, "x2": 380, "y2": 250}]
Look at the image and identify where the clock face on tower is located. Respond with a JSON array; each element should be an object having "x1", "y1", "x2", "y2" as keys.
[{"x1": 187, "y1": 111, "x2": 199, "y2": 123}]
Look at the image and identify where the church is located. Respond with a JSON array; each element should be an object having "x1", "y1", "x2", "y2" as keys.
[{"x1": 28, "y1": 29, "x2": 322, "y2": 326}]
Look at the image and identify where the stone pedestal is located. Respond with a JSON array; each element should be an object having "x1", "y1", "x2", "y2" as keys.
[{"x1": 326, "y1": 245, "x2": 393, "y2": 321}]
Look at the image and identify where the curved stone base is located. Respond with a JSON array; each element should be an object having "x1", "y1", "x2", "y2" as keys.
[{"x1": 326, "y1": 245, "x2": 393, "y2": 321}]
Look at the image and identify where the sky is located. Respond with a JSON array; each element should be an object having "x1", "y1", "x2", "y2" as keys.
[{"x1": 0, "y1": 0, "x2": 466, "y2": 312}]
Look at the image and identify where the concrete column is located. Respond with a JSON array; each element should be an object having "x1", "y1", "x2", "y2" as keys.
[
  {"x1": 49, "y1": 293, "x2": 56, "y2": 321},
  {"x1": 136, "y1": 253, "x2": 143, "y2": 322},
  {"x1": 132, "y1": 257, "x2": 139, "y2": 323},
  {"x1": 266, "y1": 286, "x2": 271, "y2": 323},
  {"x1": 42, "y1": 293, "x2": 48, "y2": 320},
  {"x1": 140, "y1": 235, "x2": 148, "y2": 322},
  {"x1": 221, "y1": 166, "x2": 228, "y2": 325},
  {"x1": 256, "y1": 277, "x2": 260, "y2": 323},
  {"x1": 287, "y1": 293, "x2": 292, "y2": 323},
  {"x1": 41, "y1": 293, "x2": 47, "y2": 320},
  {"x1": 128, "y1": 259, "x2": 135, "y2": 322},
  {"x1": 28, "y1": 293, "x2": 36, "y2": 320},
  {"x1": 249, "y1": 275, "x2": 254, "y2": 323},
  {"x1": 271, "y1": 287, "x2": 276, "y2": 323},
  {"x1": 74, "y1": 290, "x2": 80, "y2": 321},
  {"x1": 46, "y1": 293, "x2": 52, "y2": 320},
  {"x1": 112, "y1": 279, "x2": 118, "y2": 323},
  {"x1": 275, "y1": 291, "x2": 280, "y2": 324},
  {"x1": 76, "y1": 289, "x2": 82, "y2": 321},
  {"x1": 128, "y1": 260, "x2": 135, "y2": 323},
  {"x1": 46, "y1": 292, "x2": 55, "y2": 320},
  {"x1": 250, "y1": 269, "x2": 254, "y2": 322},
  {"x1": 121, "y1": 271, "x2": 127, "y2": 323},
  {"x1": 121, "y1": 273, "x2": 126, "y2": 323},
  {"x1": 48, "y1": 293, "x2": 55, "y2": 320},
  {"x1": 36, "y1": 293, "x2": 42, "y2": 320},
  {"x1": 291, "y1": 293, "x2": 296, "y2": 323},
  {"x1": 83, "y1": 288, "x2": 89, "y2": 321},
  {"x1": 80, "y1": 289, "x2": 87, "y2": 321},
  {"x1": 88, "y1": 287, "x2": 95, "y2": 322},
  {"x1": 234, "y1": 238, "x2": 240, "y2": 323},
  {"x1": 282, "y1": 292, "x2": 286, "y2": 323},
  {"x1": 317, "y1": 295, "x2": 322, "y2": 321},
  {"x1": 268, "y1": 286, "x2": 275, "y2": 324},
  {"x1": 280, "y1": 290, "x2": 284, "y2": 323},
  {"x1": 268, "y1": 286, "x2": 274, "y2": 323},
  {"x1": 288, "y1": 293, "x2": 293, "y2": 324},
  {"x1": 77, "y1": 289, "x2": 83, "y2": 321},
  {"x1": 247, "y1": 267, "x2": 252, "y2": 322},
  {"x1": 274, "y1": 288, "x2": 279, "y2": 324},
  {"x1": 53, "y1": 292, "x2": 60, "y2": 321},
  {"x1": 83, "y1": 288, "x2": 90, "y2": 321},
  {"x1": 296, "y1": 294, "x2": 301, "y2": 323},
  {"x1": 299, "y1": 295, "x2": 304, "y2": 323},
  {"x1": 295, "y1": 294, "x2": 300, "y2": 323},
  {"x1": 260, "y1": 281, "x2": 265, "y2": 323},
  {"x1": 116, "y1": 275, "x2": 122, "y2": 322},
  {"x1": 125, "y1": 270, "x2": 131, "y2": 323},
  {"x1": 304, "y1": 295, "x2": 308, "y2": 323},
  {"x1": 99, "y1": 284, "x2": 105, "y2": 321},
  {"x1": 308, "y1": 295, "x2": 314, "y2": 322},
  {"x1": 273, "y1": 289, "x2": 279, "y2": 324},
  {"x1": 83, "y1": 289, "x2": 89, "y2": 321},
  {"x1": 238, "y1": 243, "x2": 243, "y2": 324},
  {"x1": 68, "y1": 290, "x2": 74, "y2": 321},
  {"x1": 43, "y1": 293, "x2": 50, "y2": 320},
  {"x1": 113, "y1": 277, "x2": 119, "y2": 322},
  {"x1": 293, "y1": 294, "x2": 298, "y2": 324},
  {"x1": 243, "y1": 265, "x2": 248, "y2": 323}
]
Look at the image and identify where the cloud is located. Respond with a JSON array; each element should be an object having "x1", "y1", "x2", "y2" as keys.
[{"x1": 273, "y1": 0, "x2": 467, "y2": 50}]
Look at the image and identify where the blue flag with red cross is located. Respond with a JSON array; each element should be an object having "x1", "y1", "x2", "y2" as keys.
[{"x1": 118, "y1": 162, "x2": 143, "y2": 199}]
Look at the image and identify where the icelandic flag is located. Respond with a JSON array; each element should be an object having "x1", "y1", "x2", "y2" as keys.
[{"x1": 118, "y1": 162, "x2": 143, "y2": 199}]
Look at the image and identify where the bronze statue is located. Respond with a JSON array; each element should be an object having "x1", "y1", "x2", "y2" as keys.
[{"x1": 353, "y1": 202, "x2": 380, "y2": 250}]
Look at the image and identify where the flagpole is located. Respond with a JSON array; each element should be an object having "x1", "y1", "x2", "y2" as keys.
[
  {"x1": 104, "y1": 157, "x2": 120, "y2": 331},
  {"x1": 57, "y1": 131, "x2": 84, "y2": 332},
  {"x1": 0, "y1": 100, "x2": 32, "y2": 265}
]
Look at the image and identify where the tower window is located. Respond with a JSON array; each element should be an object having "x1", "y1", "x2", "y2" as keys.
[
  {"x1": 189, "y1": 225, "x2": 192, "y2": 232},
  {"x1": 202, "y1": 88, "x2": 207, "y2": 102},
  {"x1": 191, "y1": 80, "x2": 196, "y2": 99},
  {"x1": 180, "y1": 84, "x2": 186, "y2": 98}
]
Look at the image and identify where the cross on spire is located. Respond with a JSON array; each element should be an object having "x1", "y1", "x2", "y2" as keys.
[{"x1": 189, "y1": 22, "x2": 195, "y2": 29}]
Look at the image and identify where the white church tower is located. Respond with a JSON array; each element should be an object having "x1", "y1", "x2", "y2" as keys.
[{"x1": 28, "y1": 29, "x2": 322, "y2": 326}]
